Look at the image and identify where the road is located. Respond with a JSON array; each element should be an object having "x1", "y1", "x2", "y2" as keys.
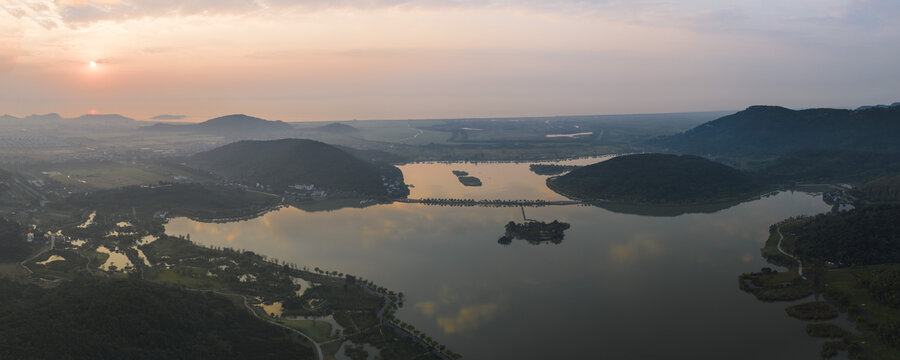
[{"x1": 775, "y1": 227, "x2": 803, "y2": 276}]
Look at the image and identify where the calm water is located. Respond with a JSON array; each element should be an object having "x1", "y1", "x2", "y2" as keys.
[{"x1": 167, "y1": 158, "x2": 832, "y2": 359}]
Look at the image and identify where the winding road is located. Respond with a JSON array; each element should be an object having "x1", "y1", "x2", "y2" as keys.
[{"x1": 775, "y1": 227, "x2": 803, "y2": 276}]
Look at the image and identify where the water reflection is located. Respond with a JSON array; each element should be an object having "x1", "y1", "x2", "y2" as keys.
[{"x1": 165, "y1": 160, "x2": 834, "y2": 359}]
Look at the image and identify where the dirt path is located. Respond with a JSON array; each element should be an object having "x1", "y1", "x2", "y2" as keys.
[{"x1": 775, "y1": 227, "x2": 803, "y2": 276}]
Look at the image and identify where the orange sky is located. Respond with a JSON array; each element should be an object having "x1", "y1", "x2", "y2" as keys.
[{"x1": 1, "y1": 1, "x2": 899, "y2": 122}]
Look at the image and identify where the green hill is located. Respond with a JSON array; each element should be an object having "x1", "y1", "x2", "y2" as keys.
[
  {"x1": 649, "y1": 105, "x2": 900, "y2": 159},
  {"x1": 187, "y1": 139, "x2": 407, "y2": 198},
  {"x1": 549, "y1": 153, "x2": 764, "y2": 204},
  {"x1": 787, "y1": 204, "x2": 900, "y2": 266}
]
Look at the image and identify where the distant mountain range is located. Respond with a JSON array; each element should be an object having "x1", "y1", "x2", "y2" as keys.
[
  {"x1": 648, "y1": 105, "x2": 900, "y2": 159},
  {"x1": 139, "y1": 114, "x2": 295, "y2": 137},
  {"x1": 0, "y1": 113, "x2": 136, "y2": 126},
  {"x1": 186, "y1": 138, "x2": 407, "y2": 198},
  {"x1": 310, "y1": 122, "x2": 359, "y2": 133}
]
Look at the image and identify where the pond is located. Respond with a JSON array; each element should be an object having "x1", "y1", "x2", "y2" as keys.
[{"x1": 166, "y1": 158, "x2": 832, "y2": 359}]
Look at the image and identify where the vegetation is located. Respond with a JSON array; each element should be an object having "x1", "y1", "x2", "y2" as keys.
[
  {"x1": 550, "y1": 153, "x2": 765, "y2": 203},
  {"x1": 755, "y1": 149, "x2": 900, "y2": 184},
  {"x1": 784, "y1": 301, "x2": 838, "y2": 320},
  {"x1": 649, "y1": 105, "x2": 900, "y2": 159},
  {"x1": 343, "y1": 343, "x2": 368, "y2": 360},
  {"x1": 871, "y1": 267, "x2": 900, "y2": 307},
  {"x1": 498, "y1": 220, "x2": 570, "y2": 245},
  {"x1": 741, "y1": 209, "x2": 900, "y2": 359},
  {"x1": 853, "y1": 175, "x2": 900, "y2": 203},
  {"x1": 0, "y1": 218, "x2": 31, "y2": 262},
  {"x1": 528, "y1": 164, "x2": 579, "y2": 175},
  {"x1": 786, "y1": 204, "x2": 900, "y2": 266},
  {"x1": 67, "y1": 183, "x2": 280, "y2": 220},
  {"x1": 738, "y1": 269, "x2": 811, "y2": 301},
  {"x1": 806, "y1": 323, "x2": 850, "y2": 338},
  {"x1": 456, "y1": 176, "x2": 482, "y2": 187},
  {"x1": 0, "y1": 277, "x2": 314, "y2": 359},
  {"x1": 187, "y1": 138, "x2": 407, "y2": 198}
]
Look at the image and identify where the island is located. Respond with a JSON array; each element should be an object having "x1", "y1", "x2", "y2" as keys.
[
  {"x1": 528, "y1": 164, "x2": 580, "y2": 175},
  {"x1": 498, "y1": 220, "x2": 570, "y2": 245},
  {"x1": 451, "y1": 170, "x2": 482, "y2": 186},
  {"x1": 548, "y1": 153, "x2": 765, "y2": 204}
]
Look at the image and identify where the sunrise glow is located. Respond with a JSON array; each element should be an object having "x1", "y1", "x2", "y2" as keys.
[{"x1": 1, "y1": 1, "x2": 899, "y2": 121}]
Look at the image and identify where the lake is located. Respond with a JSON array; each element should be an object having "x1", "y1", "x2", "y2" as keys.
[{"x1": 166, "y1": 158, "x2": 833, "y2": 359}]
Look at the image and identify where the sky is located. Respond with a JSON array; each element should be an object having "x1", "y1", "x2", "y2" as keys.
[{"x1": 1, "y1": 0, "x2": 899, "y2": 122}]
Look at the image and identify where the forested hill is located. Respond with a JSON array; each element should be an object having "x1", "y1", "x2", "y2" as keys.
[
  {"x1": 187, "y1": 139, "x2": 407, "y2": 198},
  {"x1": 788, "y1": 204, "x2": 900, "y2": 266},
  {"x1": 0, "y1": 278, "x2": 314, "y2": 359},
  {"x1": 549, "y1": 153, "x2": 764, "y2": 203},
  {"x1": 754, "y1": 149, "x2": 900, "y2": 184},
  {"x1": 648, "y1": 105, "x2": 900, "y2": 159}
]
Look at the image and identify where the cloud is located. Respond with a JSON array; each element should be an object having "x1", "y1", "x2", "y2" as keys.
[
  {"x1": 414, "y1": 301, "x2": 437, "y2": 317},
  {"x1": 151, "y1": 114, "x2": 187, "y2": 120},
  {"x1": 436, "y1": 303, "x2": 499, "y2": 334},
  {"x1": 609, "y1": 233, "x2": 664, "y2": 264},
  {"x1": 0, "y1": 29, "x2": 22, "y2": 73},
  {"x1": 46, "y1": 0, "x2": 899, "y2": 39}
]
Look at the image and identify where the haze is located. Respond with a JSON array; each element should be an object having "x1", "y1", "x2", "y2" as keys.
[{"x1": 2, "y1": 0, "x2": 899, "y2": 121}]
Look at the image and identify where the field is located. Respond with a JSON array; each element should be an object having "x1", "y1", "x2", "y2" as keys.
[{"x1": 26, "y1": 160, "x2": 215, "y2": 191}]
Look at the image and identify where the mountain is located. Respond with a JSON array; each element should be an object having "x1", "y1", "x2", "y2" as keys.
[
  {"x1": 648, "y1": 105, "x2": 900, "y2": 159},
  {"x1": 0, "y1": 113, "x2": 136, "y2": 127},
  {"x1": 23, "y1": 113, "x2": 64, "y2": 121},
  {"x1": 71, "y1": 114, "x2": 136, "y2": 125},
  {"x1": 139, "y1": 114, "x2": 295, "y2": 137},
  {"x1": 311, "y1": 122, "x2": 359, "y2": 133},
  {"x1": 548, "y1": 153, "x2": 764, "y2": 204},
  {"x1": 186, "y1": 139, "x2": 407, "y2": 198}
]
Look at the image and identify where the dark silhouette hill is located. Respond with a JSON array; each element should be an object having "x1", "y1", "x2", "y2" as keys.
[
  {"x1": 139, "y1": 114, "x2": 294, "y2": 137},
  {"x1": 649, "y1": 105, "x2": 900, "y2": 159},
  {"x1": 755, "y1": 149, "x2": 900, "y2": 184},
  {"x1": 187, "y1": 139, "x2": 406, "y2": 198},
  {"x1": 549, "y1": 153, "x2": 763, "y2": 204}
]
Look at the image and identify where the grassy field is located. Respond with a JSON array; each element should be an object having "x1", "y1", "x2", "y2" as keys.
[
  {"x1": 277, "y1": 319, "x2": 334, "y2": 342},
  {"x1": 30, "y1": 160, "x2": 215, "y2": 191},
  {"x1": 151, "y1": 267, "x2": 227, "y2": 289},
  {"x1": 321, "y1": 340, "x2": 344, "y2": 360}
]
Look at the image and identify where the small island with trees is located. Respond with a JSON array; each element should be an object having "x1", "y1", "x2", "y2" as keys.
[
  {"x1": 452, "y1": 170, "x2": 482, "y2": 187},
  {"x1": 529, "y1": 164, "x2": 580, "y2": 175},
  {"x1": 498, "y1": 220, "x2": 570, "y2": 245}
]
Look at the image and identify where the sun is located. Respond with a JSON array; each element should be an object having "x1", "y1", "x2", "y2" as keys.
[{"x1": 89, "y1": 61, "x2": 97, "y2": 68}]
